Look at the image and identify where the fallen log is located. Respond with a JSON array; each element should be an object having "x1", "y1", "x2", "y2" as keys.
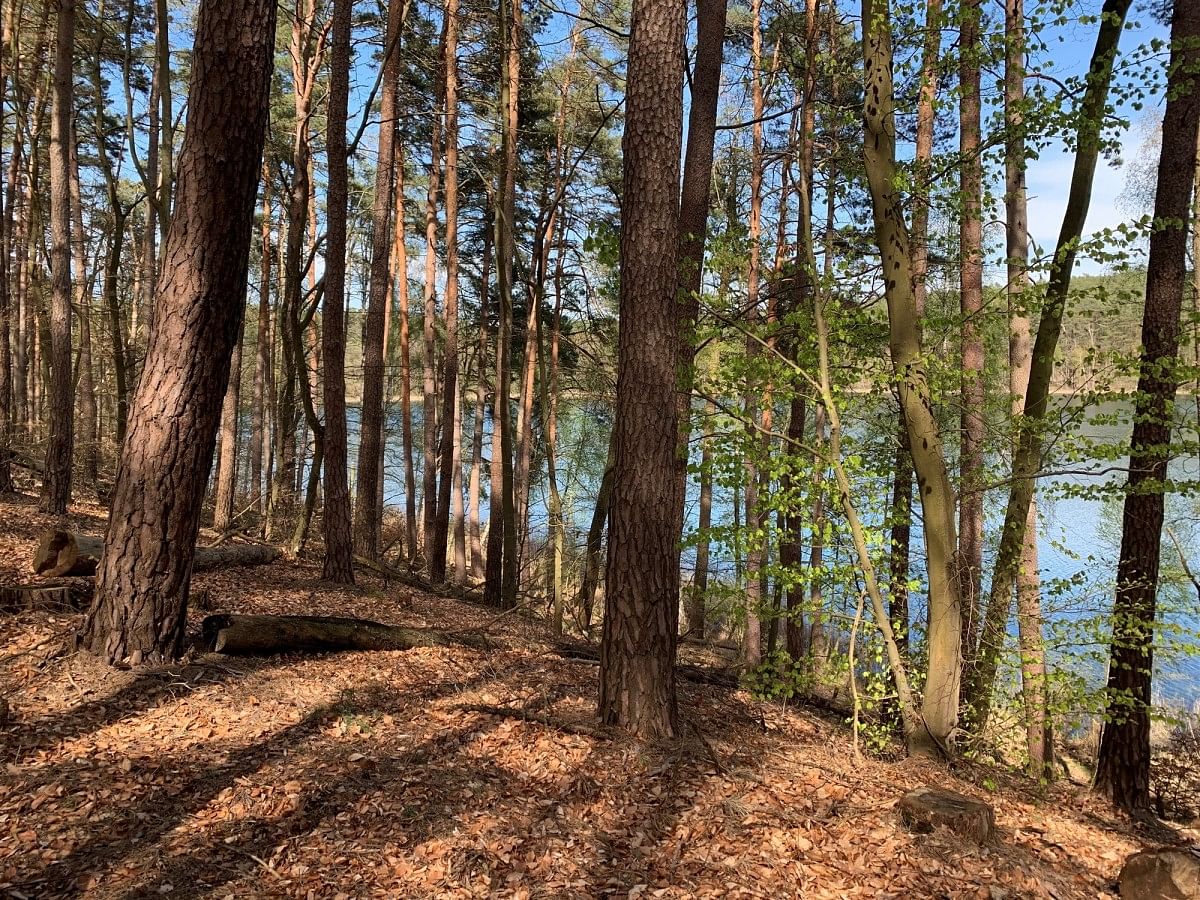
[
  {"x1": 199, "y1": 613, "x2": 491, "y2": 656},
  {"x1": 32, "y1": 529, "x2": 279, "y2": 578},
  {"x1": 0, "y1": 577, "x2": 94, "y2": 612}
]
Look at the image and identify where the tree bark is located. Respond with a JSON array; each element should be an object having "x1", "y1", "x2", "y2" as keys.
[
  {"x1": 1095, "y1": 0, "x2": 1199, "y2": 813},
  {"x1": 213, "y1": 326, "x2": 243, "y2": 532},
  {"x1": 393, "y1": 141, "x2": 419, "y2": 561},
  {"x1": 598, "y1": 0, "x2": 687, "y2": 739},
  {"x1": 354, "y1": 0, "x2": 406, "y2": 558},
  {"x1": 320, "y1": 0, "x2": 355, "y2": 584},
  {"x1": 42, "y1": 0, "x2": 74, "y2": 515},
  {"x1": 250, "y1": 174, "x2": 273, "y2": 520},
  {"x1": 432, "y1": 0, "x2": 462, "y2": 584},
  {"x1": 1005, "y1": 0, "x2": 1051, "y2": 779},
  {"x1": 78, "y1": 0, "x2": 277, "y2": 665}
]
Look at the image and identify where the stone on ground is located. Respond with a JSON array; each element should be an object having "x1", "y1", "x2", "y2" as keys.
[{"x1": 1118, "y1": 846, "x2": 1200, "y2": 899}]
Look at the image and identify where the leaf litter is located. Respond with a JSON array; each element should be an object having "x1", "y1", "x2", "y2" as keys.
[{"x1": 1, "y1": 495, "x2": 1193, "y2": 898}]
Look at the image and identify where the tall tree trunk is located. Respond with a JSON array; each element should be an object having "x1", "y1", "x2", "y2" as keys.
[
  {"x1": 688, "y1": 397, "x2": 716, "y2": 637},
  {"x1": 968, "y1": 0, "x2": 1132, "y2": 731},
  {"x1": 598, "y1": 0, "x2": 686, "y2": 739},
  {"x1": 578, "y1": 428, "x2": 616, "y2": 637},
  {"x1": 322, "y1": 0, "x2": 355, "y2": 583},
  {"x1": 68, "y1": 127, "x2": 97, "y2": 485},
  {"x1": 353, "y1": 0, "x2": 404, "y2": 557},
  {"x1": 431, "y1": 0, "x2": 462, "y2": 584},
  {"x1": 861, "y1": 0, "x2": 963, "y2": 754},
  {"x1": 485, "y1": 0, "x2": 520, "y2": 608},
  {"x1": 420, "y1": 17, "x2": 447, "y2": 564},
  {"x1": 1005, "y1": 0, "x2": 1050, "y2": 779},
  {"x1": 0, "y1": 14, "x2": 9, "y2": 495},
  {"x1": 740, "y1": 0, "x2": 765, "y2": 668},
  {"x1": 957, "y1": 0, "x2": 985, "y2": 675},
  {"x1": 43, "y1": 0, "x2": 75, "y2": 515},
  {"x1": 80, "y1": 0, "x2": 277, "y2": 664},
  {"x1": 674, "y1": 0, "x2": 727, "y2": 633},
  {"x1": 468, "y1": 206, "x2": 492, "y2": 579},
  {"x1": 1095, "y1": 0, "x2": 1199, "y2": 813},
  {"x1": 213, "y1": 326, "x2": 243, "y2": 532},
  {"x1": 393, "y1": 141, "x2": 419, "y2": 561},
  {"x1": 250, "y1": 173, "x2": 272, "y2": 519}
]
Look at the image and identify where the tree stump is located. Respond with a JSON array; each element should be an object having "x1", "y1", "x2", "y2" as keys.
[
  {"x1": 898, "y1": 787, "x2": 995, "y2": 844},
  {"x1": 1118, "y1": 847, "x2": 1200, "y2": 899}
]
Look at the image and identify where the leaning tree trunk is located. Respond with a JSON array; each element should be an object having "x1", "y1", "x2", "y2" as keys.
[
  {"x1": 967, "y1": 0, "x2": 1132, "y2": 732},
  {"x1": 1095, "y1": 0, "x2": 1200, "y2": 813},
  {"x1": 861, "y1": 0, "x2": 962, "y2": 754},
  {"x1": 598, "y1": 0, "x2": 687, "y2": 740},
  {"x1": 42, "y1": 0, "x2": 74, "y2": 515},
  {"x1": 79, "y1": 0, "x2": 277, "y2": 665}
]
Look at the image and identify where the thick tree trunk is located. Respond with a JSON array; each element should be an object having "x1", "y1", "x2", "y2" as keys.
[
  {"x1": 1095, "y1": 0, "x2": 1199, "y2": 813},
  {"x1": 598, "y1": 0, "x2": 687, "y2": 740},
  {"x1": 861, "y1": 0, "x2": 962, "y2": 754},
  {"x1": 42, "y1": 0, "x2": 74, "y2": 515},
  {"x1": 321, "y1": 0, "x2": 355, "y2": 584},
  {"x1": 78, "y1": 0, "x2": 277, "y2": 665},
  {"x1": 968, "y1": 0, "x2": 1132, "y2": 731}
]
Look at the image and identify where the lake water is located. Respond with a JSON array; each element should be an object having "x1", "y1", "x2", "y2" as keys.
[{"x1": 332, "y1": 396, "x2": 1200, "y2": 712}]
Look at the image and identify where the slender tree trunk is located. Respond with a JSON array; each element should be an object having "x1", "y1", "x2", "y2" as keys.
[
  {"x1": 321, "y1": 0, "x2": 355, "y2": 583},
  {"x1": 598, "y1": 0, "x2": 687, "y2": 739},
  {"x1": 0, "y1": 15, "x2": 9, "y2": 496},
  {"x1": 968, "y1": 0, "x2": 1132, "y2": 731},
  {"x1": 688, "y1": 397, "x2": 716, "y2": 637},
  {"x1": 889, "y1": 0, "x2": 939, "y2": 655},
  {"x1": 957, "y1": 0, "x2": 985, "y2": 674},
  {"x1": 250, "y1": 174, "x2": 272, "y2": 519},
  {"x1": 42, "y1": 0, "x2": 75, "y2": 514},
  {"x1": 393, "y1": 141, "x2": 419, "y2": 561},
  {"x1": 861, "y1": 0, "x2": 963, "y2": 753},
  {"x1": 468, "y1": 207, "x2": 492, "y2": 579},
  {"x1": 431, "y1": 0, "x2": 462, "y2": 583},
  {"x1": 1005, "y1": 0, "x2": 1051, "y2": 779},
  {"x1": 213, "y1": 326, "x2": 243, "y2": 532},
  {"x1": 68, "y1": 128, "x2": 97, "y2": 485},
  {"x1": 353, "y1": 0, "x2": 404, "y2": 557},
  {"x1": 421, "y1": 17, "x2": 447, "y2": 563},
  {"x1": 80, "y1": 0, "x2": 276, "y2": 664},
  {"x1": 578, "y1": 428, "x2": 616, "y2": 637},
  {"x1": 674, "y1": 0, "x2": 727, "y2": 633},
  {"x1": 740, "y1": 0, "x2": 765, "y2": 668},
  {"x1": 1095, "y1": 0, "x2": 1199, "y2": 813}
]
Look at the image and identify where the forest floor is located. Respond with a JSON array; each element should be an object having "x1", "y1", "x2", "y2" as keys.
[{"x1": 1, "y1": 493, "x2": 1195, "y2": 899}]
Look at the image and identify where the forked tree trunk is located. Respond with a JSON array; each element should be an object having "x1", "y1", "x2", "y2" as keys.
[
  {"x1": 598, "y1": 0, "x2": 687, "y2": 740},
  {"x1": 79, "y1": 0, "x2": 277, "y2": 664},
  {"x1": 1095, "y1": 0, "x2": 1199, "y2": 813}
]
